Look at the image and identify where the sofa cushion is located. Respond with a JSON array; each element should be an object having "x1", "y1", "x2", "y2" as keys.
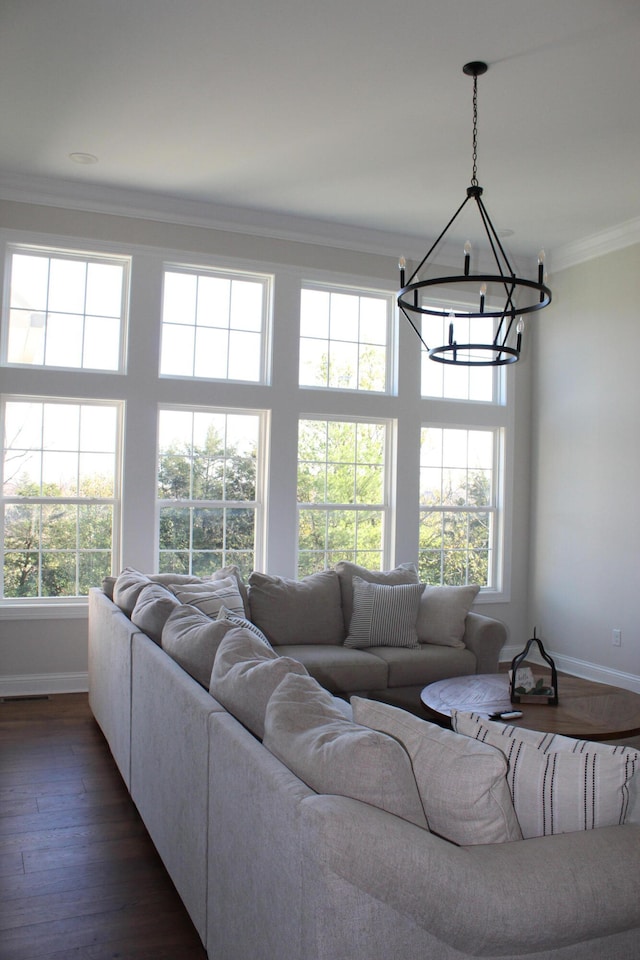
[
  {"x1": 335, "y1": 561, "x2": 419, "y2": 634},
  {"x1": 216, "y1": 605, "x2": 272, "y2": 647},
  {"x1": 416, "y1": 584, "x2": 480, "y2": 647},
  {"x1": 248, "y1": 570, "x2": 344, "y2": 645},
  {"x1": 130, "y1": 582, "x2": 181, "y2": 643},
  {"x1": 210, "y1": 627, "x2": 309, "y2": 739},
  {"x1": 168, "y1": 577, "x2": 245, "y2": 618},
  {"x1": 264, "y1": 673, "x2": 427, "y2": 829},
  {"x1": 352, "y1": 698, "x2": 522, "y2": 845},
  {"x1": 113, "y1": 567, "x2": 152, "y2": 616},
  {"x1": 452, "y1": 711, "x2": 640, "y2": 838},
  {"x1": 344, "y1": 577, "x2": 423, "y2": 649},
  {"x1": 161, "y1": 604, "x2": 233, "y2": 687},
  {"x1": 271, "y1": 643, "x2": 388, "y2": 693},
  {"x1": 364, "y1": 643, "x2": 476, "y2": 688}
]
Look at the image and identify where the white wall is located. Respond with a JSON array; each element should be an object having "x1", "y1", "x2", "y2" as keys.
[
  {"x1": 0, "y1": 199, "x2": 533, "y2": 694},
  {"x1": 530, "y1": 243, "x2": 640, "y2": 692}
]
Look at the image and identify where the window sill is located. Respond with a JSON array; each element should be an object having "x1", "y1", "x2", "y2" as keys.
[{"x1": 0, "y1": 601, "x2": 89, "y2": 621}]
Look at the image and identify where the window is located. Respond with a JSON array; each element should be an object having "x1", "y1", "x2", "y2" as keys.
[
  {"x1": 159, "y1": 266, "x2": 270, "y2": 382},
  {"x1": 157, "y1": 408, "x2": 265, "y2": 578},
  {"x1": 299, "y1": 285, "x2": 390, "y2": 392},
  {"x1": 419, "y1": 426, "x2": 499, "y2": 587},
  {"x1": 3, "y1": 246, "x2": 128, "y2": 371},
  {"x1": 1, "y1": 398, "x2": 121, "y2": 599},
  {"x1": 420, "y1": 311, "x2": 496, "y2": 402},
  {"x1": 297, "y1": 417, "x2": 389, "y2": 576}
]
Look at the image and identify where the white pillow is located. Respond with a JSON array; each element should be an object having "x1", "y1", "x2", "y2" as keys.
[
  {"x1": 264, "y1": 673, "x2": 427, "y2": 829},
  {"x1": 452, "y1": 711, "x2": 640, "y2": 838},
  {"x1": 351, "y1": 697, "x2": 521, "y2": 845},
  {"x1": 168, "y1": 577, "x2": 245, "y2": 618},
  {"x1": 416, "y1": 584, "x2": 480, "y2": 647},
  {"x1": 344, "y1": 577, "x2": 423, "y2": 649}
]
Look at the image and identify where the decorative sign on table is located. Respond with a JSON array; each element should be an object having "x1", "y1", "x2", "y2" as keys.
[{"x1": 509, "y1": 629, "x2": 558, "y2": 705}]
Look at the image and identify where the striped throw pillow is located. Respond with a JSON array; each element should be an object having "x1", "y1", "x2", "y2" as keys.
[
  {"x1": 168, "y1": 577, "x2": 245, "y2": 618},
  {"x1": 452, "y1": 711, "x2": 639, "y2": 839},
  {"x1": 344, "y1": 577, "x2": 424, "y2": 649},
  {"x1": 216, "y1": 605, "x2": 272, "y2": 648}
]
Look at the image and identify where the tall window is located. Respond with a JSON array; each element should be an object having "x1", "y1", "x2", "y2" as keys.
[
  {"x1": 297, "y1": 417, "x2": 389, "y2": 575},
  {"x1": 419, "y1": 426, "x2": 498, "y2": 587},
  {"x1": 1, "y1": 398, "x2": 121, "y2": 599},
  {"x1": 3, "y1": 246, "x2": 128, "y2": 371},
  {"x1": 160, "y1": 266, "x2": 270, "y2": 382},
  {"x1": 299, "y1": 285, "x2": 390, "y2": 392},
  {"x1": 157, "y1": 408, "x2": 264, "y2": 577}
]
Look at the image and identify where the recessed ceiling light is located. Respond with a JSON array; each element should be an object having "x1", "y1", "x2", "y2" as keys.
[{"x1": 69, "y1": 152, "x2": 98, "y2": 165}]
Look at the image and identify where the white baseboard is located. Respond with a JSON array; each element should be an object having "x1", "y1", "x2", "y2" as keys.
[
  {"x1": 500, "y1": 647, "x2": 640, "y2": 695},
  {"x1": 0, "y1": 672, "x2": 89, "y2": 698}
]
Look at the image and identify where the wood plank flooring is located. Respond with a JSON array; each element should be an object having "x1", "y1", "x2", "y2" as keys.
[{"x1": 0, "y1": 693, "x2": 208, "y2": 960}]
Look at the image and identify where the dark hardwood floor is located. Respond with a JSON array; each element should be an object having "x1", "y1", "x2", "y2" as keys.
[{"x1": 0, "y1": 693, "x2": 207, "y2": 960}]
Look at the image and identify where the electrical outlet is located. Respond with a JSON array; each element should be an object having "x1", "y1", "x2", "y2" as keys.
[{"x1": 612, "y1": 629, "x2": 622, "y2": 647}]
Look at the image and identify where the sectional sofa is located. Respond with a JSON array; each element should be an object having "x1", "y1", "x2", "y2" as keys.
[{"x1": 88, "y1": 565, "x2": 640, "y2": 960}]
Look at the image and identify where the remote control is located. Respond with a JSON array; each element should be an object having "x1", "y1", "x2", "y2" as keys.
[{"x1": 488, "y1": 710, "x2": 523, "y2": 721}]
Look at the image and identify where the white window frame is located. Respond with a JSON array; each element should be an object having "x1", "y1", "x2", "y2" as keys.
[
  {"x1": 296, "y1": 414, "x2": 394, "y2": 575},
  {"x1": 299, "y1": 281, "x2": 396, "y2": 395},
  {"x1": 159, "y1": 262, "x2": 273, "y2": 384},
  {"x1": 155, "y1": 404, "x2": 269, "y2": 577},
  {"x1": 0, "y1": 395, "x2": 124, "y2": 604},
  {"x1": 1, "y1": 243, "x2": 130, "y2": 374}
]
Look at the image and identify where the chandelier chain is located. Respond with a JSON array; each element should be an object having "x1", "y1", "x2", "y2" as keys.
[{"x1": 471, "y1": 73, "x2": 479, "y2": 186}]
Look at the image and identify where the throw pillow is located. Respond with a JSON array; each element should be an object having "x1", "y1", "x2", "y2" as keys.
[
  {"x1": 161, "y1": 604, "x2": 233, "y2": 687},
  {"x1": 416, "y1": 584, "x2": 480, "y2": 647},
  {"x1": 264, "y1": 673, "x2": 427, "y2": 829},
  {"x1": 210, "y1": 627, "x2": 309, "y2": 739},
  {"x1": 452, "y1": 711, "x2": 640, "y2": 838},
  {"x1": 168, "y1": 577, "x2": 245, "y2": 618},
  {"x1": 113, "y1": 567, "x2": 151, "y2": 616},
  {"x1": 130, "y1": 582, "x2": 180, "y2": 644},
  {"x1": 247, "y1": 570, "x2": 344, "y2": 645},
  {"x1": 351, "y1": 697, "x2": 521, "y2": 845},
  {"x1": 216, "y1": 605, "x2": 272, "y2": 647},
  {"x1": 344, "y1": 577, "x2": 423, "y2": 649},
  {"x1": 335, "y1": 560, "x2": 419, "y2": 634}
]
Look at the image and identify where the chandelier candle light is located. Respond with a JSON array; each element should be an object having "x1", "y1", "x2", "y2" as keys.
[{"x1": 398, "y1": 61, "x2": 552, "y2": 366}]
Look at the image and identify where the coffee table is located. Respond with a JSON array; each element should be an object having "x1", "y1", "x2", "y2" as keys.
[{"x1": 421, "y1": 673, "x2": 640, "y2": 741}]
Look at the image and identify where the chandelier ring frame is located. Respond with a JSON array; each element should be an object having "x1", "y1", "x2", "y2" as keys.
[{"x1": 398, "y1": 275, "x2": 552, "y2": 320}]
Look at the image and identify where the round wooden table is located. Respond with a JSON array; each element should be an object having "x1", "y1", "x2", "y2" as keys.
[{"x1": 421, "y1": 673, "x2": 640, "y2": 741}]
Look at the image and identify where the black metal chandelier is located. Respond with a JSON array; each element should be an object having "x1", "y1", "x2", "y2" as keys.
[{"x1": 397, "y1": 61, "x2": 551, "y2": 366}]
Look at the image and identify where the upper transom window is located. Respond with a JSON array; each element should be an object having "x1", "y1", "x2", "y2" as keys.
[{"x1": 3, "y1": 246, "x2": 129, "y2": 372}]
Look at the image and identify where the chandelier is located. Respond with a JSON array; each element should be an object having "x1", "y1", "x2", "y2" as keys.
[{"x1": 397, "y1": 62, "x2": 551, "y2": 366}]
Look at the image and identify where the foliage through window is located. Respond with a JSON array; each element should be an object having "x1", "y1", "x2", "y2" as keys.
[
  {"x1": 299, "y1": 286, "x2": 389, "y2": 392},
  {"x1": 1, "y1": 399, "x2": 121, "y2": 598},
  {"x1": 157, "y1": 408, "x2": 263, "y2": 578},
  {"x1": 420, "y1": 312, "x2": 495, "y2": 402},
  {"x1": 297, "y1": 418, "x2": 388, "y2": 576},
  {"x1": 160, "y1": 267, "x2": 269, "y2": 382},
  {"x1": 4, "y1": 246, "x2": 128, "y2": 371},
  {"x1": 419, "y1": 426, "x2": 498, "y2": 587}
]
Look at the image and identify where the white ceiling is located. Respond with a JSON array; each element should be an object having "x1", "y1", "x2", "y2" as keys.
[{"x1": 2, "y1": 0, "x2": 640, "y2": 263}]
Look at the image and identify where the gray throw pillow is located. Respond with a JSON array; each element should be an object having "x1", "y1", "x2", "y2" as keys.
[
  {"x1": 168, "y1": 577, "x2": 245, "y2": 618},
  {"x1": 130, "y1": 582, "x2": 180, "y2": 644},
  {"x1": 247, "y1": 570, "x2": 344, "y2": 645},
  {"x1": 263, "y1": 673, "x2": 427, "y2": 829},
  {"x1": 416, "y1": 584, "x2": 480, "y2": 647},
  {"x1": 161, "y1": 604, "x2": 233, "y2": 687}
]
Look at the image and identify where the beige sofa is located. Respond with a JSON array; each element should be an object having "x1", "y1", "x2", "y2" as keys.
[{"x1": 88, "y1": 571, "x2": 640, "y2": 960}]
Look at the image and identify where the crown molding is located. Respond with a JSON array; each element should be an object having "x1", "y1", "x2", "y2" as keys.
[
  {"x1": 551, "y1": 216, "x2": 640, "y2": 272},
  {"x1": 0, "y1": 172, "x2": 428, "y2": 260}
]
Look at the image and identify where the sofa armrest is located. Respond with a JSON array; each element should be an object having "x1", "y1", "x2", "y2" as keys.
[
  {"x1": 462, "y1": 611, "x2": 506, "y2": 673},
  {"x1": 301, "y1": 794, "x2": 640, "y2": 958}
]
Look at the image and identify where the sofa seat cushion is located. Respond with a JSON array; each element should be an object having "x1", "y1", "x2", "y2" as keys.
[
  {"x1": 210, "y1": 627, "x2": 309, "y2": 739},
  {"x1": 365, "y1": 643, "x2": 476, "y2": 688},
  {"x1": 271, "y1": 644, "x2": 388, "y2": 694},
  {"x1": 264, "y1": 673, "x2": 428, "y2": 829},
  {"x1": 351, "y1": 698, "x2": 521, "y2": 845},
  {"x1": 335, "y1": 561, "x2": 419, "y2": 634},
  {"x1": 248, "y1": 570, "x2": 344, "y2": 645},
  {"x1": 452, "y1": 711, "x2": 640, "y2": 838}
]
